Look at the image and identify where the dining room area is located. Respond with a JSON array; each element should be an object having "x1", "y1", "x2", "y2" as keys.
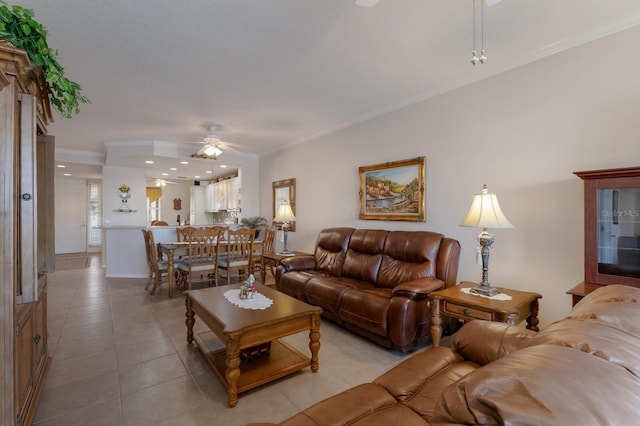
[{"x1": 141, "y1": 224, "x2": 278, "y2": 298}]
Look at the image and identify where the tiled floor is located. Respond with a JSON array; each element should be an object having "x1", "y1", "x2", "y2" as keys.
[{"x1": 34, "y1": 254, "x2": 430, "y2": 425}]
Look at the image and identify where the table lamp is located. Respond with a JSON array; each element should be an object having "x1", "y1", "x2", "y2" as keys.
[
  {"x1": 274, "y1": 201, "x2": 296, "y2": 255},
  {"x1": 460, "y1": 184, "x2": 513, "y2": 296}
]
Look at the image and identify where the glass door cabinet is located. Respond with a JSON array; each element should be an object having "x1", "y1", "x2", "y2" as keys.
[{"x1": 569, "y1": 167, "x2": 640, "y2": 304}]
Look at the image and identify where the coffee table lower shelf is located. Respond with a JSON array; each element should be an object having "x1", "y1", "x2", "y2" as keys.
[{"x1": 194, "y1": 331, "x2": 310, "y2": 394}]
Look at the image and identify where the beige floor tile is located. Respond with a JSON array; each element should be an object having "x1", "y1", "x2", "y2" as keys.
[
  {"x1": 121, "y1": 376, "x2": 207, "y2": 426},
  {"x1": 155, "y1": 405, "x2": 218, "y2": 426},
  {"x1": 116, "y1": 336, "x2": 177, "y2": 367},
  {"x1": 45, "y1": 349, "x2": 118, "y2": 389},
  {"x1": 34, "y1": 371, "x2": 120, "y2": 423},
  {"x1": 118, "y1": 353, "x2": 189, "y2": 396},
  {"x1": 34, "y1": 398, "x2": 123, "y2": 426}
]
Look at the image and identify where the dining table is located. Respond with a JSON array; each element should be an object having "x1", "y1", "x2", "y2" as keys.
[{"x1": 158, "y1": 240, "x2": 263, "y2": 298}]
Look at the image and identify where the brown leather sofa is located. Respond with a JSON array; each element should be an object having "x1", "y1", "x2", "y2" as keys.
[
  {"x1": 252, "y1": 284, "x2": 640, "y2": 425},
  {"x1": 276, "y1": 227, "x2": 461, "y2": 352}
]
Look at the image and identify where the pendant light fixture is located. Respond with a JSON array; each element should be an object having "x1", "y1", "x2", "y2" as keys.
[{"x1": 471, "y1": 0, "x2": 487, "y2": 65}]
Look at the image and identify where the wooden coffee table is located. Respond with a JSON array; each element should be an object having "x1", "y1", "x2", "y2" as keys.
[
  {"x1": 185, "y1": 284, "x2": 322, "y2": 407},
  {"x1": 430, "y1": 282, "x2": 542, "y2": 347}
]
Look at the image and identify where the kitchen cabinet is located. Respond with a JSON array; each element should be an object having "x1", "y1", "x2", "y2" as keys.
[
  {"x1": 190, "y1": 185, "x2": 212, "y2": 225},
  {"x1": 205, "y1": 177, "x2": 241, "y2": 212}
]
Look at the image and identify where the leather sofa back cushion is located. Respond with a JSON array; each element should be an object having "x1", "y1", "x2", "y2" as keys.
[
  {"x1": 377, "y1": 231, "x2": 442, "y2": 288},
  {"x1": 343, "y1": 229, "x2": 388, "y2": 283},
  {"x1": 314, "y1": 227, "x2": 354, "y2": 276},
  {"x1": 433, "y1": 344, "x2": 640, "y2": 425}
]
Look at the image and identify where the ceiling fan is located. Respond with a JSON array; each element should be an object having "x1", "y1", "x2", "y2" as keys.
[
  {"x1": 148, "y1": 178, "x2": 178, "y2": 187},
  {"x1": 190, "y1": 125, "x2": 244, "y2": 160}
]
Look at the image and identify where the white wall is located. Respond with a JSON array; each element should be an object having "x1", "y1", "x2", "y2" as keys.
[
  {"x1": 259, "y1": 26, "x2": 640, "y2": 327},
  {"x1": 102, "y1": 165, "x2": 147, "y2": 226},
  {"x1": 157, "y1": 181, "x2": 191, "y2": 225}
]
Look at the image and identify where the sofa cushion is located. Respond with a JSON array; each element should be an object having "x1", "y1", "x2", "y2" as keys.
[
  {"x1": 453, "y1": 320, "x2": 537, "y2": 366},
  {"x1": 277, "y1": 270, "x2": 324, "y2": 303},
  {"x1": 305, "y1": 276, "x2": 374, "y2": 323},
  {"x1": 433, "y1": 344, "x2": 640, "y2": 425},
  {"x1": 342, "y1": 229, "x2": 388, "y2": 284},
  {"x1": 277, "y1": 383, "x2": 418, "y2": 426},
  {"x1": 375, "y1": 346, "x2": 479, "y2": 422},
  {"x1": 378, "y1": 231, "x2": 442, "y2": 288},
  {"x1": 314, "y1": 227, "x2": 354, "y2": 276},
  {"x1": 339, "y1": 287, "x2": 392, "y2": 337}
]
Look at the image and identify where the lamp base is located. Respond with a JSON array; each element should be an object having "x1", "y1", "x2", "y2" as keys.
[{"x1": 470, "y1": 284, "x2": 500, "y2": 297}]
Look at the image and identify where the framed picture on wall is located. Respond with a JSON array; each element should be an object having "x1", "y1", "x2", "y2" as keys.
[{"x1": 359, "y1": 156, "x2": 426, "y2": 222}]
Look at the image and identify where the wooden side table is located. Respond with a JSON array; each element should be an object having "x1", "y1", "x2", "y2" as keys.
[
  {"x1": 429, "y1": 282, "x2": 542, "y2": 347},
  {"x1": 260, "y1": 251, "x2": 312, "y2": 284}
]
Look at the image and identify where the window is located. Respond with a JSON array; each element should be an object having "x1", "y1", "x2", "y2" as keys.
[
  {"x1": 148, "y1": 197, "x2": 161, "y2": 224},
  {"x1": 88, "y1": 182, "x2": 101, "y2": 247}
]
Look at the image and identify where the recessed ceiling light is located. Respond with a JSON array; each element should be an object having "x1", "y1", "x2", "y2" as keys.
[
  {"x1": 181, "y1": 161, "x2": 189, "y2": 165},
  {"x1": 162, "y1": 173, "x2": 168, "y2": 176},
  {"x1": 63, "y1": 173, "x2": 71, "y2": 176},
  {"x1": 220, "y1": 165, "x2": 227, "y2": 168},
  {"x1": 170, "y1": 167, "x2": 177, "y2": 171},
  {"x1": 145, "y1": 160, "x2": 154, "y2": 164},
  {"x1": 194, "y1": 175, "x2": 200, "y2": 179},
  {"x1": 56, "y1": 164, "x2": 66, "y2": 168},
  {"x1": 205, "y1": 170, "x2": 212, "y2": 174}
]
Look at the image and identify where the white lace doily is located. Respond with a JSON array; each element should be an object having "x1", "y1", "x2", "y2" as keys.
[
  {"x1": 461, "y1": 287, "x2": 512, "y2": 301},
  {"x1": 224, "y1": 289, "x2": 273, "y2": 310}
]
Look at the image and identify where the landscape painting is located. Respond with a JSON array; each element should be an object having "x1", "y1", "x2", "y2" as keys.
[{"x1": 359, "y1": 157, "x2": 426, "y2": 222}]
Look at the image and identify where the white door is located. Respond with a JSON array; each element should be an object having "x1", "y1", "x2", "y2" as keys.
[{"x1": 55, "y1": 179, "x2": 88, "y2": 253}]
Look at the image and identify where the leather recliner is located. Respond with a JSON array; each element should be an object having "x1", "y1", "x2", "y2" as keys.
[{"x1": 276, "y1": 227, "x2": 461, "y2": 352}]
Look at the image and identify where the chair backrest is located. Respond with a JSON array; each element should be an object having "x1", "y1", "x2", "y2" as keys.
[
  {"x1": 206, "y1": 225, "x2": 229, "y2": 241},
  {"x1": 177, "y1": 226, "x2": 196, "y2": 242},
  {"x1": 152, "y1": 220, "x2": 169, "y2": 226},
  {"x1": 262, "y1": 225, "x2": 277, "y2": 254},
  {"x1": 142, "y1": 229, "x2": 161, "y2": 274},
  {"x1": 185, "y1": 227, "x2": 225, "y2": 266},
  {"x1": 141, "y1": 229, "x2": 152, "y2": 268},
  {"x1": 225, "y1": 228, "x2": 256, "y2": 267}
]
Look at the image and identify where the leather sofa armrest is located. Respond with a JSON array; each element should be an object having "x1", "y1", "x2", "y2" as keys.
[
  {"x1": 453, "y1": 320, "x2": 538, "y2": 365},
  {"x1": 279, "y1": 255, "x2": 317, "y2": 272},
  {"x1": 391, "y1": 277, "x2": 445, "y2": 300}
]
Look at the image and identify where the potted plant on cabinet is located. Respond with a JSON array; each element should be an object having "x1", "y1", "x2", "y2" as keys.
[
  {"x1": 240, "y1": 216, "x2": 267, "y2": 239},
  {"x1": 0, "y1": 2, "x2": 89, "y2": 117}
]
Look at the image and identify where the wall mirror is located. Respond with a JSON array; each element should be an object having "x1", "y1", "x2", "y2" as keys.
[{"x1": 272, "y1": 178, "x2": 296, "y2": 231}]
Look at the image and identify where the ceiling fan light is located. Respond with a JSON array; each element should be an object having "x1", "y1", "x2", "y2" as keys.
[{"x1": 203, "y1": 145, "x2": 223, "y2": 157}]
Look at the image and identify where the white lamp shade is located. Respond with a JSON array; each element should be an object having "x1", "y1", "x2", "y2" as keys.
[
  {"x1": 460, "y1": 185, "x2": 513, "y2": 229},
  {"x1": 274, "y1": 202, "x2": 296, "y2": 222}
]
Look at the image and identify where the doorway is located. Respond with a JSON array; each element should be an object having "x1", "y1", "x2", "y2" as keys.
[{"x1": 55, "y1": 179, "x2": 88, "y2": 254}]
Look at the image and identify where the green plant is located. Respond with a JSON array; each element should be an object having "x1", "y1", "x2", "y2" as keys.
[
  {"x1": 240, "y1": 216, "x2": 267, "y2": 230},
  {"x1": 0, "y1": 2, "x2": 89, "y2": 118}
]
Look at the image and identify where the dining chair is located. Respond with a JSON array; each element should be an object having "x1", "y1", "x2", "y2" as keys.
[
  {"x1": 217, "y1": 228, "x2": 256, "y2": 286},
  {"x1": 177, "y1": 226, "x2": 196, "y2": 242},
  {"x1": 141, "y1": 229, "x2": 175, "y2": 295},
  {"x1": 258, "y1": 225, "x2": 277, "y2": 284},
  {"x1": 176, "y1": 227, "x2": 225, "y2": 291},
  {"x1": 151, "y1": 220, "x2": 169, "y2": 226}
]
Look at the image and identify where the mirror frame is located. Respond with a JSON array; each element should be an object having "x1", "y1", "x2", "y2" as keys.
[{"x1": 272, "y1": 178, "x2": 296, "y2": 232}]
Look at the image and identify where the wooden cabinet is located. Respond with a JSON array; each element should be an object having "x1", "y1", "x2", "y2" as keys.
[
  {"x1": 15, "y1": 275, "x2": 49, "y2": 426},
  {"x1": 1, "y1": 41, "x2": 54, "y2": 425},
  {"x1": 569, "y1": 167, "x2": 640, "y2": 303}
]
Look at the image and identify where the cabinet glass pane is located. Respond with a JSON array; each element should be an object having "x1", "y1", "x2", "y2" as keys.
[{"x1": 597, "y1": 188, "x2": 640, "y2": 278}]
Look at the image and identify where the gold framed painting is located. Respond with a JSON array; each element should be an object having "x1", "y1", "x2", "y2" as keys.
[{"x1": 359, "y1": 156, "x2": 426, "y2": 222}]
